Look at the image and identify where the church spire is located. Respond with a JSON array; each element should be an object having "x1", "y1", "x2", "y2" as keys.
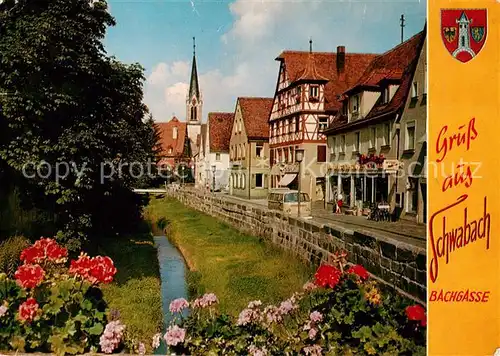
[{"x1": 188, "y1": 36, "x2": 200, "y2": 101}]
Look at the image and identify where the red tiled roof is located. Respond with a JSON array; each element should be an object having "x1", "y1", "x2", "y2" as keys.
[
  {"x1": 208, "y1": 112, "x2": 234, "y2": 152},
  {"x1": 157, "y1": 116, "x2": 187, "y2": 158},
  {"x1": 276, "y1": 51, "x2": 377, "y2": 111},
  {"x1": 326, "y1": 28, "x2": 426, "y2": 133},
  {"x1": 238, "y1": 97, "x2": 274, "y2": 140},
  {"x1": 345, "y1": 30, "x2": 425, "y2": 96}
]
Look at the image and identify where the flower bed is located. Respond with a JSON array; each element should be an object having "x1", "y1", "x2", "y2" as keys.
[
  {"x1": 0, "y1": 237, "x2": 126, "y2": 355},
  {"x1": 152, "y1": 251, "x2": 426, "y2": 356}
]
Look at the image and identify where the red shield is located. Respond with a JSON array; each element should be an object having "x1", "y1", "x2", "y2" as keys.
[{"x1": 441, "y1": 9, "x2": 487, "y2": 63}]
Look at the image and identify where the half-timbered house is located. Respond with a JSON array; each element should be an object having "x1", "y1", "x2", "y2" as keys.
[
  {"x1": 323, "y1": 28, "x2": 426, "y2": 222},
  {"x1": 268, "y1": 44, "x2": 376, "y2": 202},
  {"x1": 229, "y1": 97, "x2": 274, "y2": 199}
]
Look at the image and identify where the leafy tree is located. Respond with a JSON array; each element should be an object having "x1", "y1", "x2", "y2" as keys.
[{"x1": 0, "y1": 0, "x2": 155, "y2": 250}]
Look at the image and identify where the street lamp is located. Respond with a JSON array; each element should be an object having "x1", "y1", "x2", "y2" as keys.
[
  {"x1": 211, "y1": 165, "x2": 216, "y2": 193},
  {"x1": 295, "y1": 148, "x2": 305, "y2": 218},
  {"x1": 181, "y1": 165, "x2": 185, "y2": 186}
]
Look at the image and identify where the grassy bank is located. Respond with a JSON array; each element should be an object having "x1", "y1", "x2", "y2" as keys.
[
  {"x1": 98, "y1": 227, "x2": 163, "y2": 353},
  {"x1": 145, "y1": 196, "x2": 314, "y2": 316}
]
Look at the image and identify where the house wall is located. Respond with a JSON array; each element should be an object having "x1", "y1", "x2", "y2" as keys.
[{"x1": 397, "y1": 38, "x2": 427, "y2": 224}]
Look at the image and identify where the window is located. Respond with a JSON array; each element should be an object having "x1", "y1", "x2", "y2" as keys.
[
  {"x1": 342, "y1": 101, "x2": 348, "y2": 115},
  {"x1": 295, "y1": 116, "x2": 300, "y2": 132},
  {"x1": 340, "y1": 135, "x2": 346, "y2": 153},
  {"x1": 168, "y1": 147, "x2": 173, "y2": 154},
  {"x1": 424, "y1": 62, "x2": 427, "y2": 94},
  {"x1": 216, "y1": 153, "x2": 221, "y2": 161},
  {"x1": 284, "y1": 120, "x2": 289, "y2": 134},
  {"x1": 256, "y1": 144, "x2": 263, "y2": 157},
  {"x1": 255, "y1": 173, "x2": 264, "y2": 188},
  {"x1": 310, "y1": 85, "x2": 319, "y2": 99},
  {"x1": 354, "y1": 132, "x2": 360, "y2": 152},
  {"x1": 296, "y1": 86, "x2": 302, "y2": 103},
  {"x1": 370, "y1": 127, "x2": 376, "y2": 149},
  {"x1": 330, "y1": 137, "x2": 336, "y2": 156},
  {"x1": 317, "y1": 146, "x2": 327, "y2": 162},
  {"x1": 406, "y1": 121, "x2": 416, "y2": 150},
  {"x1": 289, "y1": 119, "x2": 294, "y2": 132},
  {"x1": 173, "y1": 127, "x2": 178, "y2": 139},
  {"x1": 382, "y1": 87, "x2": 389, "y2": 104},
  {"x1": 270, "y1": 149, "x2": 275, "y2": 165},
  {"x1": 289, "y1": 147, "x2": 294, "y2": 162},
  {"x1": 411, "y1": 82, "x2": 418, "y2": 98},
  {"x1": 384, "y1": 124, "x2": 391, "y2": 146},
  {"x1": 318, "y1": 117, "x2": 328, "y2": 131},
  {"x1": 351, "y1": 95, "x2": 360, "y2": 113},
  {"x1": 190, "y1": 107, "x2": 197, "y2": 122},
  {"x1": 240, "y1": 174, "x2": 244, "y2": 189}
]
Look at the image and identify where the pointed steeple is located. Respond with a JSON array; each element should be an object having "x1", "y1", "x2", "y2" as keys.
[{"x1": 188, "y1": 36, "x2": 200, "y2": 101}]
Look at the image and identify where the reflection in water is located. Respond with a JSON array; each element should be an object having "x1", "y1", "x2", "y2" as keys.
[{"x1": 153, "y1": 236, "x2": 189, "y2": 355}]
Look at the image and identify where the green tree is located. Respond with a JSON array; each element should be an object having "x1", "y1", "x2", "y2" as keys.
[{"x1": 0, "y1": 0, "x2": 154, "y2": 250}]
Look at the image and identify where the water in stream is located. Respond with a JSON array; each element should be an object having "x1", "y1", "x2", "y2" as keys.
[{"x1": 153, "y1": 235, "x2": 189, "y2": 355}]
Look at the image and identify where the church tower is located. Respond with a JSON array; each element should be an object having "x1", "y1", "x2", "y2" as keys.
[{"x1": 186, "y1": 37, "x2": 202, "y2": 148}]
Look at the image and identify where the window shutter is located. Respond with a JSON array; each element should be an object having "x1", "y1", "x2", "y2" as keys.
[
  {"x1": 251, "y1": 174, "x2": 256, "y2": 188},
  {"x1": 270, "y1": 150, "x2": 274, "y2": 165},
  {"x1": 264, "y1": 174, "x2": 268, "y2": 189},
  {"x1": 317, "y1": 146, "x2": 326, "y2": 163}
]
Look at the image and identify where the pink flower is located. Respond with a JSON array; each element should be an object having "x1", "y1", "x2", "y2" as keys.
[
  {"x1": 138, "y1": 342, "x2": 146, "y2": 355},
  {"x1": 308, "y1": 327, "x2": 317, "y2": 339},
  {"x1": 262, "y1": 305, "x2": 282, "y2": 325},
  {"x1": 247, "y1": 300, "x2": 262, "y2": 308},
  {"x1": 0, "y1": 305, "x2": 7, "y2": 317},
  {"x1": 309, "y1": 311, "x2": 323, "y2": 323},
  {"x1": 278, "y1": 298, "x2": 297, "y2": 315},
  {"x1": 169, "y1": 298, "x2": 189, "y2": 313},
  {"x1": 303, "y1": 344, "x2": 323, "y2": 356},
  {"x1": 99, "y1": 320, "x2": 126, "y2": 354},
  {"x1": 164, "y1": 325, "x2": 186, "y2": 346},
  {"x1": 152, "y1": 333, "x2": 162, "y2": 349},
  {"x1": 248, "y1": 344, "x2": 268, "y2": 356},
  {"x1": 192, "y1": 293, "x2": 218, "y2": 308}
]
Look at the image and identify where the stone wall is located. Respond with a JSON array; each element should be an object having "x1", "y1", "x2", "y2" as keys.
[{"x1": 165, "y1": 188, "x2": 426, "y2": 303}]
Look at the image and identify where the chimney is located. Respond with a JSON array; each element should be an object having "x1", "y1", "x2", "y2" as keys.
[{"x1": 336, "y1": 46, "x2": 345, "y2": 73}]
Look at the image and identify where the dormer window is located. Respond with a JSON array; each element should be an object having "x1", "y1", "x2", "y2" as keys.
[
  {"x1": 411, "y1": 82, "x2": 418, "y2": 98},
  {"x1": 342, "y1": 101, "x2": 348, "y2": 115},
  {"x1": 309, "y1": 85, "x2": 319, "y2": 100},
  {"x1": 382, "y1": 87, "x2": 389, "y2": 104},
  {"x1": 173, "y1": 127, "x2": 178, "y2": 139},
  {"x1": 351, "y1": 95, "x2": 360, "y2": 113}
]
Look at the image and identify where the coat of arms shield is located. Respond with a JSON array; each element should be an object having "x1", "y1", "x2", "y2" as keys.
[{"x1": 441, "y1": 9, "x2": 487, "y2": 63}]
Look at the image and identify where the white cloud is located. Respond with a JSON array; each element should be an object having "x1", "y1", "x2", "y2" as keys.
[{"x1": 144, "y1": 0, "x2": 425, "y2": 122}]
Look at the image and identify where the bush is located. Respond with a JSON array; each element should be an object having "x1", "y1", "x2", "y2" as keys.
[
  {"x1": 0, "y1": 236, "x2": 30, "y2": 277},
  {"x1": 0, "y1": 237, "x2": 123, "y2": 355},
  {"x1": 153, "y1": 251, "x2": 426, "y2": 356}
]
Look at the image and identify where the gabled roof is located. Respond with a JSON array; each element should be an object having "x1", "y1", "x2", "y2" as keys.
[
  {"x1": 208, "y1": 112, "x2": 234, "y2": 152},
  {"x1": 275, "y1": 51, "x2": 377, "y2": 111},
  {"x1": 344, "y1": 30, "x2": 425, "y2": 96},
  {"x1": 326, "y1": 28, "x2": 426, "y2": 133},
  {"x1": 157, "y1": 116, "x2": 187, "y2": 158},
  {"x1": 238, "y1": 97, "x2": 274, "y2": 140}
]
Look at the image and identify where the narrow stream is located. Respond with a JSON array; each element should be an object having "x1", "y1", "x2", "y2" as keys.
[{"x1": 153, "y1": 235, "x2": 189, "y2": 355}]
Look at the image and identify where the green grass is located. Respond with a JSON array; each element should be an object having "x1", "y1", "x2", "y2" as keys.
[
  {"x1": 145, "y1": 196, "x2": 314, "y2": 316},
  {"x1": 98, "y1": 229, "x2": 163, "y2": 353}
]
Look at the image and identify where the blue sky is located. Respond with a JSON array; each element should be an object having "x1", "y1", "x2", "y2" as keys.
[{"x1": 103, "y1": 0, "x2": 426, "y2": 122}]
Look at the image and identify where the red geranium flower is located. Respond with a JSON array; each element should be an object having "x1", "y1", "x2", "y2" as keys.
[
  {"x1": 69, "y1": 253, "x2": 117, "y2": 284},
  {"x1": 314, "y1": 264, "x2": 342, "y2": 289},
  {"x1": 18, "y1": 298, "x2": 39, "y2": 322},
  {"x1": 347, "y1": 265, "x2": 369, "y2": 280},
  {"x1": 14, "y1": 264, "x2": 45, "y2": 289},
  {"x1": 20, "y1": 238, "x2": 67, "y2": 264},
  {"x1": 89, "y1": 256, "x2": 117, "y2": 284},
  {"x1": 405, "y1": 304, "x2": 426, "y2": 327}
]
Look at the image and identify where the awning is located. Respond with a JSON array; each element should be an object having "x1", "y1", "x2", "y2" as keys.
[{"x1": 278, "y1": 173, "x2": 297, "y2": 187}]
